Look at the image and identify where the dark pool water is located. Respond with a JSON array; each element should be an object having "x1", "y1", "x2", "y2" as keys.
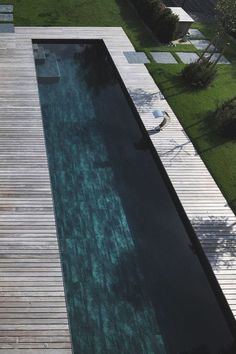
[{"x1": 34, "y1": 41, "x2": 236, "y2": 354}]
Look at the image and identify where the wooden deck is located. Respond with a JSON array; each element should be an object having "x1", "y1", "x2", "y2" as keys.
[
  {"x1": 0, "y1": 30, "x2": 72, "y2": 353},
  {"x1": 0, "y1": 27, "x2": 235, "y2": 352}
]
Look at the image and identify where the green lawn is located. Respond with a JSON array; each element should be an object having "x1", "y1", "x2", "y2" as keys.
[
  {"x1": 1, "y1": 0, "x2": 158, "y2": 48},
  {"x1": 3, "y1": 0, "x2": 236, "y2": 213}
]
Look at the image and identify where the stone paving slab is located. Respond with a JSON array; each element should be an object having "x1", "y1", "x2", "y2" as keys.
[
  {"x1": 190, "y1": 39, "x2": 216, "y2": 51},
  {"x1": 0, "y1": 13, "x2": 13, "y2": 22},
  {"x1": 188, "y1": 28, "x2": 205, "y2": 39},
  {"x1": 0, "y1": 23, "x2": 14, "y2": 32},
  {"x1": 176, "y1": 52, "x2": 199, "y2": 64},
  {"x1": 204, "y1": 53, "x2": 231, "y2": 64},
  {"x1": 123, "y1": 51, "x2": 150, "y2": 64},
  {"x1": 0, "y1": 4, "x2": 13, "y2": 13},
  {"x1": 151, "y1": 52, "x2": 177, "y2": 64}
]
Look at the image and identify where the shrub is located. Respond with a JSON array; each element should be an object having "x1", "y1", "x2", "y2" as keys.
[
  {"x1": 129, "y1": 0, "x2": 178, "y2": 43},
  {"x1": 141, "y1": 0, "x2": 163, "y2": 24},
  {"x1": 154, "y1": 8, "x2": 179, "y2": 43},
  {"x1": 181, "y1": 58, "x2": 217, "y2": 89},
  {"x1": 215, "y1": 97, "x2": 236, "y2": 138}
]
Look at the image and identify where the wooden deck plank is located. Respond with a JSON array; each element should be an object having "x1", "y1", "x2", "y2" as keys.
[{"x1": 0, "y1": 31, "x2": 72, "y2": 352}]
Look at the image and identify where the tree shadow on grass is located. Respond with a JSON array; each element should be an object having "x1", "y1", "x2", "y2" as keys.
[
  {"x1": 183, "y1": 109, "x2": 231, "y2": 155},
  {"x1": 114, "y1": 0, "x2": 158, "y2": 48},
  {"x1": 196, "y1": 137, "x2": 228, "y2": 154},
  {"x1": 157, "y1": 74, "x2": 203, "y2": 99},
  {"x1": 189, "y1": 128, "x2": 227, "y2": 154},
  {"x1": 227, "y1": 198, "x2": 236, "y2": 212},
  {"x1": 184, "y1": 117, "x2": 209, "y2": 130}
]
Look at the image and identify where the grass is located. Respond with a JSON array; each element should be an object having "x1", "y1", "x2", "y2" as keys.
[
  {"x1": 0, "y1": 0, "x2": 158, "y2": 48},
  {"x1": 2, "y1": 0, "x2": 236, "y2": 213}
]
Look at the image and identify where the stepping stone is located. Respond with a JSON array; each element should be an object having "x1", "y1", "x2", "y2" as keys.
[
  {"x1": 0, "y1": 23, "x2": 14, "y2": 33},
  {"x1": 176, "y1": 52, "x2": 199, "y2": 64},
  {"x1": 188, "y1": 29, "x2": 205, "y2": 39},
  {"x1": 204, "y1": 53, "x2": 230, "y2": 64},
  {"x1": 0, "y1": 13, "x2": 13, "y2": 22},
  {"x1": 0, "y1": 5, "x2": 13, "y2": 13},
  {"x1": 124, "y1": 51, "x2": 150, "y2": 64},
  {"x1": 190, "y1": 39, "x2": 216, "y2": 52},
  {"x1": 151, "y1": 52, "x2": 177, "y2": 64}
]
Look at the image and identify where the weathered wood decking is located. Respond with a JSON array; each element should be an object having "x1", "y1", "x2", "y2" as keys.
[
  {"x1": 0, "y1": 27, "x2": 235, "y2": 352},
  {"x1": 0, "y1": 30, "x2": 72, "y2": 353}
]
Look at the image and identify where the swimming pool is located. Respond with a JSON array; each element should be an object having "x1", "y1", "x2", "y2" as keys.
[{"x1": 34, "y1": 40, "x2": 236, "y2": 354}]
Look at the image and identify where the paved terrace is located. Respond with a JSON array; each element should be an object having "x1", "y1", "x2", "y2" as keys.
[{"x1": 0, "y1": 27, "x2": 235, "y2": 352}]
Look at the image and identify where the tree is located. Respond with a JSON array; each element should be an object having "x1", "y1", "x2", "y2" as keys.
[{"x1": 216, "y1": 0, "x2": 236, "y2": 34}]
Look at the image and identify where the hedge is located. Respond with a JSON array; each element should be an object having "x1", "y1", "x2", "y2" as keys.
[{"x1": 129, "y1": 0, "x2": 179, "y2": 43}]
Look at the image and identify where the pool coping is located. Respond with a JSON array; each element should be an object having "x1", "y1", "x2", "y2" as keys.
[{"x1": 0, "y1": 27, "x2": 236, "y2": 352}]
